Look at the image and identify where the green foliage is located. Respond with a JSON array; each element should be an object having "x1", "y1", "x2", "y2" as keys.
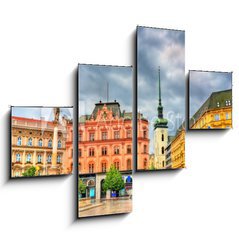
[
  {"x1": 149, "y1": 162, "x2": 155, "y2": 170},
  {"x1": 78, "y1": 179, "x2": 87, "y2": 194},
  {"x1": 22, "y1": 166, "x2": 37, "y2": 177},
  {"x1": 103, "y1": 165, "x2": 125, "y2": 192}
]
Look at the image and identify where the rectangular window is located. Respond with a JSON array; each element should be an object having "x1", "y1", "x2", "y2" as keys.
[
  {"x1": 114, "y1": 131, "x2": 120, "y2": 139},
  {"x1": 102, "y1": 147, "x2": 107, "y2": 156},
  {"x1": 102, "y1": 163, "x2": 107, "y2": 172},
  {"x1": 79, "y1": 149, "x2": 82, "y2": 157},
  {"x1": 114, "y1": 147, "x2": 120, "y2": 155},
  {"x1": 143, "y1": 130, "x2": 147, "y2": 138},
  {"x1": 79, "y1": 133, "x2": 82, "y2": 142},
  {"x1": 89, "y1": 164, "x2": 94, "y2": 173},
  {"x1": 127, "y1": 130, "x2": 131, "y2": 138},
  {"x1": 143, "y1": 145, "x2": 147, "y2": 154},
  {"x1": 226, "y1": 112, "x2": 229, "y2": 120},
  {"x1": 89, "y1": 148, "x2": 94, "y2": 157},
  {"x1": 89, "y1": 133, "x2": 95, "y2": 141},
  {"x1": 114, "y1": 162, "x2": 120, "y2": 170},
  {"x1": 214, "y1": 114, "x2": 220, "y2": 121},
  {"x1": 102, "y1": 132, "x2": 107, "y2": 140},
  {"x1": 127, "y1": 145, "x2": 131, "y2": 154}
]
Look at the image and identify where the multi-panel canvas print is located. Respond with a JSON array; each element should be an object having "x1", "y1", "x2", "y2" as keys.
[
  {"x1": 137, "y1": 26, "x2": 185, "y2": 171},
  {"x1": 78, "y1": 64, "x2": 133, "y2": 218},
  {"x1": 11, "y1": 106, "x2": 73, "y2": 178},
  {"x1": 189, "y1": 70, "x2": 232, "y2": 129}
]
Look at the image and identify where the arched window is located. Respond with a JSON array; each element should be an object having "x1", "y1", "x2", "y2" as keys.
[
  {"x1": 48, "y1": 139, "x2": 52, "y2": 148},
  {"x1": 144, "y1": 159, "x2": 147, "y2": 170},
  {"x1": 89, "y1": 163, "x2": 94, "y2": 173},
  {"x1": 27, "y1": 138, "x2": 33, "y2": 146},
  {"x1": 57, "y1": 155, "x2": 61, "y2": 163},
  {"x1": 38, "y1": 139, "x2": 43, "y2": 147},
  {"x1": 127, "y1": 159, "x2": 131, "y2": 170},
  {"x1": 114, "y1": 161, "x2": 120, "y2": 170},
  {"x1": 47, "y1": 154, "x2": 52, "y2": 163},
  {"x1": 162, "y1": 134, "x2": 164, "y2": 141},
  {"x1": 37, "y1": 155, "x2": 42, "y2": 163},
  {"x1": 102, "y1": 162, "x2": 107, "y2": 172},
  {"x1": 17, "y1": 137, "x2": 22, "y2": 146},
  {"x1": 161, "y1": 146, "x2": 164, "y2": 155},
  {"x1": 114, "y1": 146, "x2": 120, "y2": 155},
  {"x1": 16, "y1": 153, "x2": 21, "y2": 162},
  {"x1": 58, "y1": 140, "x2": 62, "y2": 148},
  {"x1": 26, "y1": 154, "x2": 32, "y2": 163},
  {"x1": 89, "y1": 148, "x2": 95, "y2": 157}
]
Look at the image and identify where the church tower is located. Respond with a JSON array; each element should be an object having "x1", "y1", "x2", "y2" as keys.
[{"x1": 153, "y1": 67, "x2": 168, "y2": 169}]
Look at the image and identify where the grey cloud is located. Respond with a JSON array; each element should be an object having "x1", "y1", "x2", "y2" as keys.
[
  {"x1": 137, "y1": 26, "x2": 185, "y2": 152},
  {"x1": 189, "y1": 71, "x2": 232, "y2": 117},
  {"x1": 79, "y1": 65, "x2": 132, "y2": 116}
]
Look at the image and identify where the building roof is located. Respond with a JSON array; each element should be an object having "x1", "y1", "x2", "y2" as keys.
[
  {"x1": 79, "y1": 101, "x2": 135, "y2": 123},
  {"x1": 190, "y1": 89, "x2": 232, "y2": 128},
  {"x1": 12, "y1": 116, "x2": 53, "y2": 125},
  {"x1": 92, "y1": 101, "x2": 121, "y2": 118},
  {"x1": 168, "y1": 121, "x2": 185, "y2": 144}
]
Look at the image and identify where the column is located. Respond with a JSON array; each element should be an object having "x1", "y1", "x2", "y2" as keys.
[{"x1": 52, "y1": 124, "x2": 58, "y2": 167}]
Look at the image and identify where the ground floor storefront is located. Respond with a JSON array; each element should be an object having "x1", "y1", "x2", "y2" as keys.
[{"x1": 78, "y1": 171, "x2": 132, "y2": 217}]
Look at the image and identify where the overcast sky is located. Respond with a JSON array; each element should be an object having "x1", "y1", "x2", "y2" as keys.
[
  {"x1": 78, "y1": 64, "x2": 132, "y2": 116},
  {"x1": 12, "y1": 107, "x2": 73, "y2": 121},
  {"x1": 137, "y1": 26, "x2": 185, "y2": 153},
  {"x1": 189, "y1": 71, "x2": 232, "y2": 118}
]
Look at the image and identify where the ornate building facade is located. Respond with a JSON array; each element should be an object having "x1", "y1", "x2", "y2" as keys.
[
  {"x1": 171, "y1": 123, "x2": 185, "y2": 169},
  {"x1": 78, "y1": 101, "x2": 133, "y2": 174},
  {"x1": 190, "y1": 89, "x2": 232, "y2": 129},
  {"x1": 78, "y1": 101, "x2": 137, "y2": 200},
  {"x1": 137, "y1": 113, "x2": 150, "y2": 170},
  {"x1": 11, "y1": 109, "x2": 73, "y2": 177}
]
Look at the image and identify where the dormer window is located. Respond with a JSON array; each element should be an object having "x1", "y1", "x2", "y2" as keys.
[{"x1": 225, "y1": 100, "x2": 231, "y2": 106}]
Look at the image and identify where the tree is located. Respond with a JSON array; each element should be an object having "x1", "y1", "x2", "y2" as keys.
[
  {"x1": 22, "y1": 166, "x2": 37, "y2": 177},
  {"x1": 103, "y1": 165, "x2": 125, "y2": 193},
  {"x1": 149, "y1": 162, "x2": 156, "y2": 170},
  {"x1": 78, "y1": 179, "x2": 86, "y2": 195}
]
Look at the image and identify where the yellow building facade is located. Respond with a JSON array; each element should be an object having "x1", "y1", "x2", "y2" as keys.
[
  {"x1": 190, "y1": 89, "x2": 232, "y2": 129},
  {"x1": 11, "y1": 115, "x2": 73, "y2": 177},
  {"x1": 171, "y1": 126, "x2": 185, "y2": 169}
]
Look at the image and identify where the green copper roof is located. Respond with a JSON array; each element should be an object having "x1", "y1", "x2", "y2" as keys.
[
  {"x1": 190, "y1": 89, "x2": 232, "y2": 128},
  {"x1": 154, "y1": 117, "x2": 168, "y2": 129}
]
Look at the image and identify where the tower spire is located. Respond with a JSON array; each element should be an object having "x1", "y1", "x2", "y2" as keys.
[
  {"x1": 157, "y1": 67, "x2": 163, "y2": 119},
  {"x1": 106, "y1": 81, "x2": 109, "y2": 102}
]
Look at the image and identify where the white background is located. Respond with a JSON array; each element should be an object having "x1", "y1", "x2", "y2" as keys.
[{"x1": 0, "y1": 1, "x2": 239, "y2": 240}]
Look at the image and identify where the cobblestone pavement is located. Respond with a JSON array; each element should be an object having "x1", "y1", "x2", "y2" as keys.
[{"x1": 79, "y1": 199, "x2": 132, "y2": 218}]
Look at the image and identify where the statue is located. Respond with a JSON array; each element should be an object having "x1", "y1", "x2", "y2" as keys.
[{"x1": 54, "y1": 107, "x2": 60, "y2": 123}]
